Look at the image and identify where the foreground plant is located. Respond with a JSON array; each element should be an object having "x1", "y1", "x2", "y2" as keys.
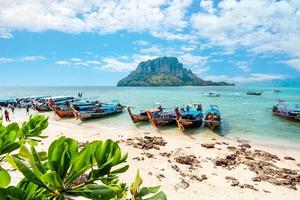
[
  {"x1": 0, "y1": 116, "x2": 167, "y2": 200},
  {"x1": 0, "y1": 115, "x2": 48, "y2": 188}
]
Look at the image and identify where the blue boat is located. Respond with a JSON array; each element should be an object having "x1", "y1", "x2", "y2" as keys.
[
  {"x1": 72, "y1": 100, "x2": 124, "y2": 121},
  {"x1": 204, "y1": 105, "x2": 222, "y2": 130},
  {"x1": 0, "y1": 98, "x2": 16, "y2": 107},
  {"x1": 175, "y1": 103, "x2": 204, "y2": 131}
]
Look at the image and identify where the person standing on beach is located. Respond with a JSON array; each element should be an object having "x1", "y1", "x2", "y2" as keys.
[
  {"x1": 4, "y1": 110, "x2": 10, "y2": 122},
  {"x1": 26, "y1": 105, "x2": 30, "y2": 115},
  {"x1": 11, "y1": 105, "x2": 15, "y2": 114}
]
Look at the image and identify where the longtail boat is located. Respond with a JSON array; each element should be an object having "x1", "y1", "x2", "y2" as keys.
[
  {"x1": 147, "y1": 109, "x2": 177, "y2": 128},
  {"x1": 175, "y1": 104, "x2": 204, "y2": 132},
  {"x1": 72, "y1": 100, "x2": 124, "y2": 121},
  {"x1": 247, "y1": 91, "x2": 263, "y2": 96},
  {"x1": 127, "y1": 107, "x2": 150, "y2": 123},
  {"x1": 49, "y1": 99, "x2": 96, "y2": 118},
  {"x1": 272, "y1": 100, "x2": 300, "y2": 122},
  {"x1": 204, "y1": 105, "x2": 222, "y2": 130},
  {"x1": 203, "y1": 92, "x2": 220, "y2": 97},
  {"x1": 33, "y1": 96, "x2": 75, "y2": 112}
]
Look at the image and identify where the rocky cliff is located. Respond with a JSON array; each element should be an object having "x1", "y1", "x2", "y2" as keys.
[{"x1": 117, "y1": 57, "x2": 234, "y2": 86}]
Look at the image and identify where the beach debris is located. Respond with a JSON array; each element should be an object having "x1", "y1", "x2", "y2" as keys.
[
  {"x1": 148, "y1": 172, "x2": 153, "y2": 176},
  {"x1": 78, "y1": 141, "x2": 89, "y2": 148},
  {"x1": 251, "y1": 176, "x2": 261, "y2": 182},
  {"x1": 214, "y1": 154, "x2": 237, "y2": 168},
  {"x1": 227, "y1": 146, "x2": 237, "y2": 151},
  {"x1": 201, "y1": 143, "x2": 215, "y2": 149},
  {"x1": 263, "y1": 189, "x2": 271, "y2": 193},
  {"x1": 178, "y1": 179, "x2": 190, "y2": 189},
  {"x1": 284, "y1": 156, "x2": 295, "y2": 161},
  {"x1": 188, "y1": 174, "x2": 207, "y2": 182},
  {"x1": 238, "y1": 143, "x2": 251, "y2": 148},
  {"x1": 175, "y1": 154, "x2": 200, "y2": 167},
  {"x1": 214, "y1": 146, "x2": 300, "y2": 190},
  {"x1": 171, "y1": 165, "x2": 180, "y2": 172},
  {"x1": 132, "y1": 157, "x2": 144, "y2": 161},
  {"x1": 124, "y1": 136, "x2": 167, "y2": 150},
  {"x1": 141, "y1": 152, "x2": 155, "y2": 159},
  {"x1": 225, "y1": 176, "x2": 239, "y2": 186},
  {"x1": 160, "y1": 152, "x2": 171, "y2": 158},
  {"x1": 239, "y1": 184, "x2": 259, "y2": 191},
  {"x1": 156, "y1": 174, "x2": 165, "y2": 181}
]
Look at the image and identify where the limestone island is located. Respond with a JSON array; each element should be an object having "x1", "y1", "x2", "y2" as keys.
[{"x1": 117, "y1": 57, "x2": 235, "y2": 87}]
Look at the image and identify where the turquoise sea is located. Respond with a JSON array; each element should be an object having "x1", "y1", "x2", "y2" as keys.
[{"x1": 1, "y1": 86, "x2": 300, "y2": 146}]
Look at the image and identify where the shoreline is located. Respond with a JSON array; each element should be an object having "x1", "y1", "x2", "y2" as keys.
[{"x1": 2, "y1": 108, "x2": 300, "y2": 199}]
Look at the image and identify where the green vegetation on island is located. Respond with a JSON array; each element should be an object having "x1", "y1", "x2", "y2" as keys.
[{"x1": 117, "y1": 57, "x2": 234, "y2": 87}]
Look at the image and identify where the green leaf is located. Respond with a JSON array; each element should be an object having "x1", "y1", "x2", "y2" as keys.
[
  {"x1": 130, "y1": 170, "x2": 143, "y2": 197},
  {"x1": 41, "y1": 171, "x2": 64, "y2": 191},
  {"x1": 143, "y1": 191, "x2": 167, "y2": 200},
  {"x1": 6, "y1": 155, "x2": 51, "y2": 192},
  {"x1": 139, "y1": 186, "x2": 160, "y2": 198},
  {"x1": 0, "y1": 167, "x2": 11, "y2": 188},
  {"x1": 0, "y1": 142, "x2": 21, "y2": 156},
  {"x1": 48, "y1": 137, "x2": 78, "y2": 180},
  {"x1": 110, "y1": 165, "x2": 129, "y2": 174},
  {"x1": 66, "y1": 184, "x2": 117, "y2": 200},
  {"x1": 66, "y1": 143, "x2": 94, "y2": 184}
]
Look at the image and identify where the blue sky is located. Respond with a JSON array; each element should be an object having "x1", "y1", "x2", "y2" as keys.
[{"x1": 0, "y1": 0, "x2": 300, "y2": 86}]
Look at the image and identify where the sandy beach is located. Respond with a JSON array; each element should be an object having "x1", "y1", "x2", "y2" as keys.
[{"x1": 2, "y1": 108, "x2": 300, "y2": 200}]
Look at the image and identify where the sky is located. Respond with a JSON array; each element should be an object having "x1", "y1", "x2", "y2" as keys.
[{"x1": 0, "y1": 0, "x2": 300, "y2": 86}]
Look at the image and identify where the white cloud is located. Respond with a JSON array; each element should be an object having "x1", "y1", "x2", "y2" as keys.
[
  {"x1": 21, "y1": 56, "x2": 45, "y2": 61},
  {"x1": 283, "y1": 58, "x2": 300, "y2": 72},
  {"x1": 70, "y1": 58, "x2": 82, "y2": 62},
  {"x1": 191, "y1": 0, "x2": 300, "y2": 62},
  {"x1": 236, "y1": 61, "x2": 251, "y2": 72},
  {"x1": 133, "y1": 40, "x2": 150, "y2": 46},
  {"x1": 0, "y1": 57, "x2": 13, "y2": 63},
  {"x1": 139, "y1": 45, "x2": 162, "y2": 54},
  {"x1": 178, "y1": 53, "x2": 209, "y2": 73},
  {"x1": 181, "y1": 45, "x2": 195, "y2": 52},
  {"x1": 99, "y1": 55, "x2": 157, "y2": 72},
  {"x1": 200, "y1": 0, "x2": 215, "y2": 14},
  {"x1": 204, "y1": 73, "x2": 286, "y2": 83},
  {"x1": 0, "y1": 0, "x2": 192, "y2": 40},
  {"x1": 55, "y1": 60, "x2": 70, "y2": 65}
]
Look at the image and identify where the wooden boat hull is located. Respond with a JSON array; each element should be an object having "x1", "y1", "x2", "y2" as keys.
[
  {"x1": 147, "y1": 111, "x2": 176, "y2": 128},
  {"x1": 204, "y1": 119, "x2": 222, "y2": 130},
  {"x1": 75, "y1": 109, "x2": 123, "y2": 121},
  {"x1": 34, "y1": 105, "x2": 51, "y2": 112},
  {"x1": 55, "y1": 110, "x2": 74, "y2": 118},
  {"x1": 176, "y1": 119, "x2": 203, "y2": 131},
  {"x1": 127, "y1": 107, "x2": 149, "y2": 123},
  {"x1": 272, "y1": 111, "x2": 300, "y2": 122}
]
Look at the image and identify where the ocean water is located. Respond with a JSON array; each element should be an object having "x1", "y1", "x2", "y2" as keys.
[{"x1": 0, "y1": 86, "x2": 300, "y2": 146}]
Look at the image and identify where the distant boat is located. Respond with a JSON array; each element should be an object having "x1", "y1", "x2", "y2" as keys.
[
  {"x1": 175, "y1": 103, "x2": 204, "y2": 131},
  {"x1": 204, "y1": 105, "x2": 222, "y2": 130},
  {"x1": 247, "y1": 91, "x2": 263, "y2": 96},
  {"x1": 203, "y1": 92, "x2": 220, "y2": 97},
  {"x1": 272, "y1": 89, "x2": 281, "y2": 93},
  {"x1": 272, "y1": 100, "x2": 300, "y2": 122}
]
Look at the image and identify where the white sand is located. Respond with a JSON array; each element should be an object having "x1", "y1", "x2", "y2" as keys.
[{"x1": 2, "y1": 108, "x2": 300, "y2": 200}]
